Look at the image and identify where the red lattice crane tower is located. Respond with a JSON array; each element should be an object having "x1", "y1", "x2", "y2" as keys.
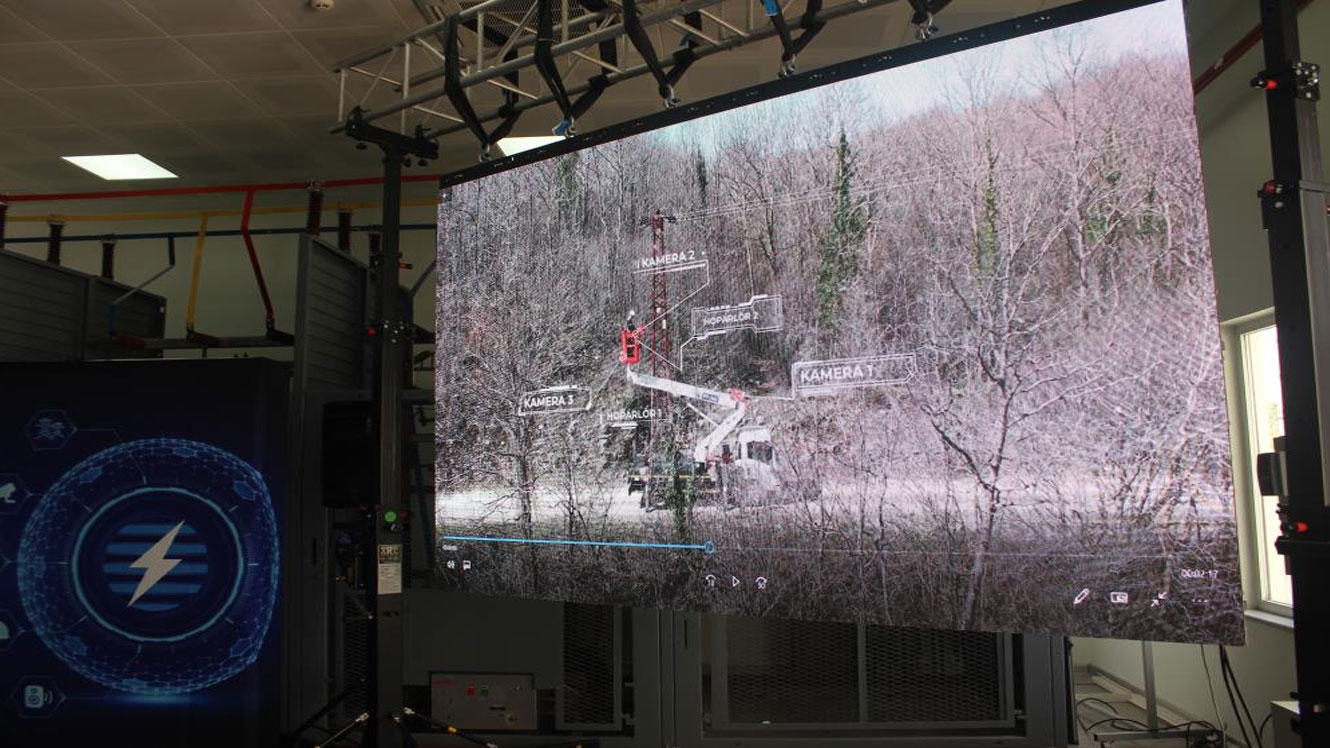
[{"x1": 648, "y1": 209, "x2": 674, "y2": 454}]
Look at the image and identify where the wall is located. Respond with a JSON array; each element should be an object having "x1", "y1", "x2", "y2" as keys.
[
  {"x1": 1070, "y1": 0, "x2": 1328, "y2": 741},
  {"x1": 2, "y1": 184, "x2": 440, "y2": 382}
]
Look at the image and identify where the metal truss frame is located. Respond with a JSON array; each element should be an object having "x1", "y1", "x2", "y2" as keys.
[{"x1": 330, "y1": 0, "x2": 951, "y2": 159}]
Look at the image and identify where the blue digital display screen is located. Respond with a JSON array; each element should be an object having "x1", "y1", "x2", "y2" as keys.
[{"x1": 0, "y1": 359, "x2": 286, "y2": 744}]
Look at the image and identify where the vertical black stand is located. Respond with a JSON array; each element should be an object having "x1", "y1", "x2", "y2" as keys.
[
  {"x1": 344, "y1": 109, "x2": 438, "y2": 747},
  {"x1": 1256, "y1": 2, "x2": 1330, "y2": 746}
]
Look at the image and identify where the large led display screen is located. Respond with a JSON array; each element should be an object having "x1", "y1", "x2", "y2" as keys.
[{"x1": 434, "y1": 0, "x2": 1243, "y2": 643}]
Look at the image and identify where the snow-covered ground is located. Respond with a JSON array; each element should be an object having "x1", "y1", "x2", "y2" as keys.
[{"x1": 437, "y1": 472, "x2": 1233, "y2": 535}]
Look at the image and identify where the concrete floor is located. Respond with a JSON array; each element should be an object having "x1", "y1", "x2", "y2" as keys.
[{"x1": 1072, "y1": 667, "x2": 1226, "y2": 747}]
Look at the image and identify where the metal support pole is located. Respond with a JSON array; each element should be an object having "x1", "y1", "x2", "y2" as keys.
[
  {"x1": 46, "y1": 219, "x2": 64, "y2": 265},
  {"x1": 100, "y1": 237, "x2": 116, "y2": 279},
  {"x1": 1257, "y1": 1, "x2": 1330, "y2": 746},
  {"x1": 306, "y1": 184, "x2": 324, "y2": 235},
  {"x1": 342, "y1": 110, "x2": 437, "y2": 748},
  {"x1": 0, "y1": 201, "x2": 7, "y2": 249},
  {"x1": 371, "y1": 146, "x2": 405, "y2": 748},
  {"x1": 647, "y1": 210, "x2": 673, "y2": 469},
  {"x1": 1142, "y1": 642, "x2": 1159, "y2": 731},
  {"x1": 338, "y1": 210, "x2": 354, "y2": 252}
]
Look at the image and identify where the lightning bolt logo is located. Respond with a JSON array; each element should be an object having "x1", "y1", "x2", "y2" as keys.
[{"x1": 127, "y1": 521, "x2": 185, "y2": 607}]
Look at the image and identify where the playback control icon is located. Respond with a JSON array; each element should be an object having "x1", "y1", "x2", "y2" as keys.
[{"x1": 704, "y1": 574, "x2": 769, "y2": 590}]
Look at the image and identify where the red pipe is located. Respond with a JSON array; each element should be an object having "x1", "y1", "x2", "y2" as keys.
[
  {"x1": 239, "y1": 190, "x2": 278, "y2": 330},
  {"x1": 1193, "y1": 0, "x2": 1315, "y2": 96},
  {"x1": 2, "y1": 173, "x2": 443, "y2": 204}
]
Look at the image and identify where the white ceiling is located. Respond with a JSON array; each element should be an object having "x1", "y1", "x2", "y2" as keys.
[{"x1": 0, "y1": 0, "x2": 1097, "y2": 193}]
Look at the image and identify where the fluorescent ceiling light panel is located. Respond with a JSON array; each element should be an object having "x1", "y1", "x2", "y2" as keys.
[
  {"x1": 61, "y1": 154, "x2": 177, "y2": 181},
  {"x1": 496, "y1": 136, "x2": 564, "y2": 156}
]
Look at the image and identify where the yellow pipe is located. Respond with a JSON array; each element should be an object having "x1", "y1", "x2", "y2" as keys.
[
  {"x1": 184, "y1": 215, "x2": 208, "y2": 333},
  {"x1": 7, "y1": 198, "x2": 436, "y2": 224}
]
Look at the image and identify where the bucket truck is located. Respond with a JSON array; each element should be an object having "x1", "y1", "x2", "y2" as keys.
[{"x1": 619, "y1": 325, "x2": 774, "y2": 507}]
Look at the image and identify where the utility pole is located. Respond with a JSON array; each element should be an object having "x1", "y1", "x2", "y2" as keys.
[
  {"x1": 1254, "y1": 1, "x2": 1330, "y2": 745},
  {"x1": 647, "y1": 209, "x2": 675, "y2": 464},
  {"x1": 343, "y1": 109, "x2": 438, "y2": 748}
]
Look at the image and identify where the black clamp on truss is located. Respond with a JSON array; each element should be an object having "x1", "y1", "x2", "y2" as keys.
[
  {"x1": 1252, "y1": 60, "x2": 1321, "y2": 102},
  {"x1": 344, "y1": 107, "x2": 440, "y2": 162},
  {"x1": 907, "y1": 0, "x2": 952, "y2": 41},
  {"x1": 535, "y1": 0, "x2": 578, "y2": 136},
  {"x1": 622, "y1": 0, "x2": 699, "y2": 108},
  {"x1": 443, "y1": 14, "x2": 523, "y2": 161},
  {"x1": 555, "y1": 0, "x2": 622, "y2": 134},
  {"x1": 761, "y1": 0, "x2": 827, "y2": 78},
  {"x1": 460, "y1": 14, "x2": 527, "y2": 139}
]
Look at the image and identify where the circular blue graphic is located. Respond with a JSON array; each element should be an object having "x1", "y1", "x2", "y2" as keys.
[{"x1": 18, "y1": 439, "x2": 279, "y2": 695}]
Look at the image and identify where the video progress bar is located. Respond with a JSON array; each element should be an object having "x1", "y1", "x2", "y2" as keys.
[{"x1": 442, "y1": 535, "x2": 717, "y2": 553}]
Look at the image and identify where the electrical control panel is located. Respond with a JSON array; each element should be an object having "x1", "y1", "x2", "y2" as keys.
[{"x1": 429, "y1": 672, "x2": 537, "y2": 730}]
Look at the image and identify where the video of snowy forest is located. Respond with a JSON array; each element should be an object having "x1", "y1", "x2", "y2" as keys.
[{"x1": 435, "y1": 1, "x2": 1243, "y2": 644}]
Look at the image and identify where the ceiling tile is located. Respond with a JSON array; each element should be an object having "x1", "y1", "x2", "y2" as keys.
[
  {"x1": 676, "y1": 59, "x2": 765, "y2": 99},
  {"x1": 188, "y1": 118, "x2": 298, "y2": 149},
  {"x1": 258, "y1": 0, "x2": 406, "y2": 31},
  {"x1": 2, "y1": 124, "x2": 122, "y2": 158},
  {"x1": 64, "y1": 37, "x2": 217, "y2": 84},
  {"x1": 387, "y1": 0, "x2": 427, "y2": 25},
  {"x1": 0, "y1": 129, "x2": 35, "y2": 155},
  {"x1": 0, "y1": 0, "x2": 162, "y2": 41},
  {"x1": 3, "y1": 158, "x2": 83, "y2": 183},
  {"x1": 100, "y1": 121, "x2": 214, "y2": 153},
  {"x1": 239, "y1": 75, "x2": 340, "y2": 116},
  {"x1": 812, "y1": 11, "x2": 894, "y2": 51},
  {"x1": 155, "y1": 152, "x2": 247, "y2": 180},
  {"x1": 275, "y1": 113, "x2": 355, "y2": 142},
  {"x1": 0, "y1": 90, "x2": 78, "y2": 127},
  {"x1": 0, "y1": 3, "x2": 46, "y2": 43},
  {"x1": 125, "y1": 0, "x2": 279, "y2": 35},
  {"x1": 183, "y1": 31, "x2": 326, "y2": 78},
  {"x1": 133, "y1": 81, "x2": 261, "y2": 119},
  {"x1": 290, "y1": 26, "x2": 409, "y2": 67},
  {"x1": 0, "y1": 43, "x2": 114, "y2": 88},
  {"x1": 0, "y1": 165, "x2": 25, "y2": 191},
  {"x1": 241, "y1": 147, "x2": 324, "y2": 173},
  {"x1": 32, "y1": 86, "x2": 172, "y2": 124}
]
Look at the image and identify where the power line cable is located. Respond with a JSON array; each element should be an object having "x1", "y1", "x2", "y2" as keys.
[
  {"x1": 1220, "y1": 645, "x2": 1263, "y2": 748},
  {"x1": 1201, "y1": 645, "x2": 1230, "y2": 747}
]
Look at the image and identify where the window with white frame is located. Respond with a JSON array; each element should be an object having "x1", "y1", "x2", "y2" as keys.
[{"x1": 1233, "y1": 318, "x2": 1293, "y2": 613}]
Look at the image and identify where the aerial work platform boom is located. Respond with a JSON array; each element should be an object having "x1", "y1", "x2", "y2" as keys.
[{"x1": 624, "y1": 365, "x2": 748, "y2": 465}]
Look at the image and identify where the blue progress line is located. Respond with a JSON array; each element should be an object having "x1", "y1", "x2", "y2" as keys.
[{"x1": 442, "y1": 534, "x2": 715, "y2": 552}]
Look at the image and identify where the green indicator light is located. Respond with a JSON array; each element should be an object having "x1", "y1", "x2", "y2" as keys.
[{"x1": 384, "y1": 510, "x2": 398, "y2": 523}]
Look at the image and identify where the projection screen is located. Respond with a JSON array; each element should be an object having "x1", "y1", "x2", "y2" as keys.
[{"x1": 434, "y1": 0, "x2": 1243, "y2": 644}]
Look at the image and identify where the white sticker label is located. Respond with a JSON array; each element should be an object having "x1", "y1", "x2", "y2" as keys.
[{"x1": 378, "y1": 543, "x2": 403, "y2": 595}]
